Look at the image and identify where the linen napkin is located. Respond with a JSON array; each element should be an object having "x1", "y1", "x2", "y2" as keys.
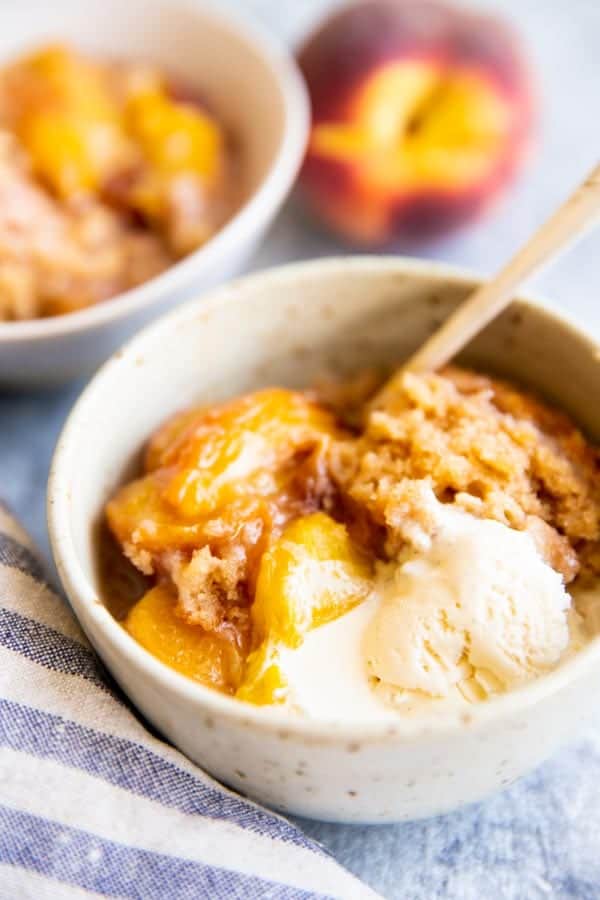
[{"x1": 0, "y1": 501, "x2": 378, "y2": 900}]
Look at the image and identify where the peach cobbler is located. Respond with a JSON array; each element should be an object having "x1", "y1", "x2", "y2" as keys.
[
  {"x1": 0, "y1": 45, "x2": 233, "y2": 320},
  {"x1": 102, "y1": 366, "x2": 600, "y2": 718}
]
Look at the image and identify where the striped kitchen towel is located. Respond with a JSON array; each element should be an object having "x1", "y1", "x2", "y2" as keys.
[{"x1": 0, "y1": 503, "x2": 377, "y2": 900}]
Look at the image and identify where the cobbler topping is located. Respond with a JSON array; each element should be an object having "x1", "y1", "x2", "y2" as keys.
[{"x1": 330, "y1": 367, "x2": 599, "y2": 581}]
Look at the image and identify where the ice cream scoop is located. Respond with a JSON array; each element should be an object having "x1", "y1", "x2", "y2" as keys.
[
  {"x1": 277, "y1": 595, "x2": 394, "y2": 720},
  {"x1": 365, "y1": 491, "x2": 572, "y2": 700}
]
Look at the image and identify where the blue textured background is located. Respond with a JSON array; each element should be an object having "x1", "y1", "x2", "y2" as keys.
[{"x1": 1, "y1": 1, "x2": 600, "y2": 896}]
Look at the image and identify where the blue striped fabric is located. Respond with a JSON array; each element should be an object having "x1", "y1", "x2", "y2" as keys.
[
  {"x1": 0, "y1": 807, "x2": 320, "y2": 900},
  {"x1": 0, "y1": 512, "x2": 377, "y2": 899},
  {"x1": 0, "y1": 607, "x2": 118, "y2": 697},
  {"x1": 0, "y1": 531, "x2": 51, "y2": 585},
  {"x1": 0, "y1": 698, "x2": 311, "y2": 842}
]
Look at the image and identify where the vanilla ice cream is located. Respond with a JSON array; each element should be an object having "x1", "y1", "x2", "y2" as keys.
[
  {"x1": 277, "y1": 595, "x2": 395, "y2": 720},
  {"x1": 365, "y1": 491, "x2": 573, "y2": 702},
  {"x1": 247, "y1": 487, "x2": 582, "y2": 719}
]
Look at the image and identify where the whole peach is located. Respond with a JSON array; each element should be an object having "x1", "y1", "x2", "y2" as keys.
[{"x1": 297, "y1": 0, "x2": 534, "y2": 246}]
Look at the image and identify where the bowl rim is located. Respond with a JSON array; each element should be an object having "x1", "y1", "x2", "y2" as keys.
[
  {"x1": 0, "y1": 0, "x2": 309, "y2": 344},
  {"x1": 48, "y1": 255, "x2": 600, "y2": 742}
]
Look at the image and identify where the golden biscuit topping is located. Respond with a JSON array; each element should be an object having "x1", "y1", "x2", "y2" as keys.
[{"x1": 330, "y1": 367, "x2": 599, "y2": 580}]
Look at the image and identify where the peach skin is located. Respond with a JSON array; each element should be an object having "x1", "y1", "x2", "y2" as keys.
[{"x1": 297, "y1": 0, "x2": 534, "y2": 246}]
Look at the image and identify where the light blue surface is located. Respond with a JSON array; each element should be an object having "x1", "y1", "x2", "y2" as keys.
[{"x1": 2, "y1": 1, "x2": 600, "y2": 896}]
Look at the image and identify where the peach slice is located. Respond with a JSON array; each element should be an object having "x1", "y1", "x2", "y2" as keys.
[
  {"x1": 106, "y1": 388, "x2": 341, "y2": 559},
  {"x1": 125, "y1": 584, "x2": 245, "y2": 692},
  {"x1": 9, "y1": 45, "x2": 132, "y2": 198},
  {"x1": 160, "y1": 388, "x2": 339, "y2": 519},
  {"x1": 251, "y1": 512, "x2": 373, "y2": 647},
  {"x1": 237, "y1": 512, "x2": 373, "y2": 705}
]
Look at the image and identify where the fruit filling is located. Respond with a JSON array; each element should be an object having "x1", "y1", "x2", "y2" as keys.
[
  {"x1": 102, "y1": 366, "x2": 600, "y2": 717},
  {"x1": 0, "y1": 44, "x2": 234, "y2": 320}
]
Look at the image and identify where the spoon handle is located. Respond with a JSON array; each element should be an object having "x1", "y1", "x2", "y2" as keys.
[{"x1": 403, "y1": 161, "x2": 600, "y2": 375}]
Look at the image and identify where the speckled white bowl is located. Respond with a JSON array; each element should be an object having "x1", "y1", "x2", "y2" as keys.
[
  {"x1": 48, "y1": 257, "x2": 600, "y2": 823},
  {"x1": 0, "y1": 0, "x2": 308, "y2": 386}
]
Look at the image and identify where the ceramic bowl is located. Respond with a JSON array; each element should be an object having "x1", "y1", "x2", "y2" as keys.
[
  {"x1": 0, "y1": 0, "x2": 308, "y2": 386},
  {"x1": 48, "y1": 257, "x2": 600, "y2": 823}
]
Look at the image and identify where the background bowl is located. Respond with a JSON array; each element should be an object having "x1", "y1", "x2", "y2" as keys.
[
  {"x1": 0, "y1": 0, "x2": 308, "y2": 386},
  {"x1": 48, "y1": 257, "x2": 600, "y2": 823}
]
